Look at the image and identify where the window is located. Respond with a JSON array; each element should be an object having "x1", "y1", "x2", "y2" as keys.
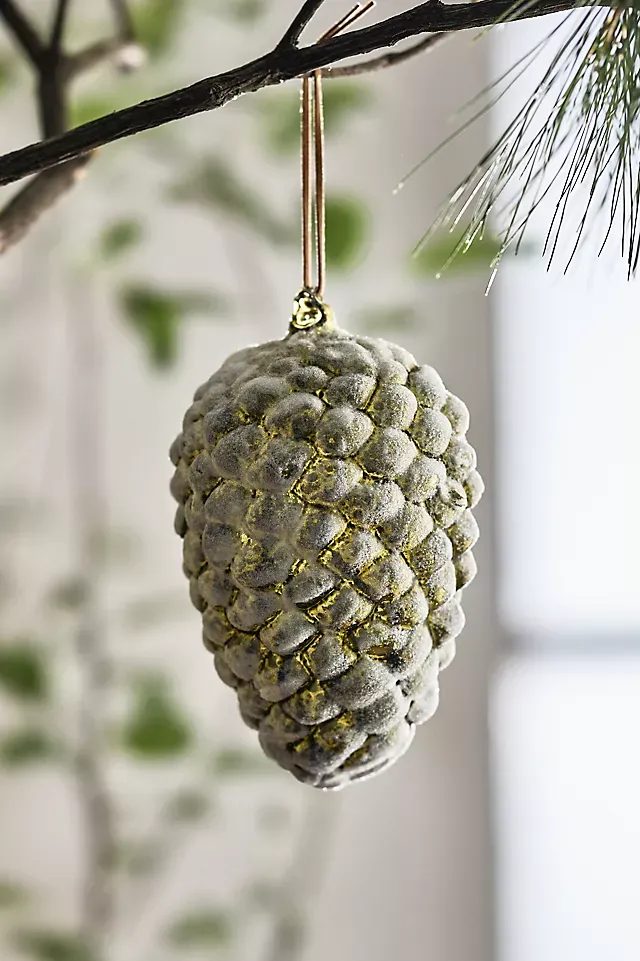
[{"x1": 492, "y1": 16, "x2": 640, "y2": 961}]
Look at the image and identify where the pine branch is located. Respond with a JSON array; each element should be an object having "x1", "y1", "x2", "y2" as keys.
[
  {"x1": 425, "y1": 3, "x2": 640, "y2": 276},
  {"x1": 0, "y1": 0, "x2": 599, "y2": 190}
]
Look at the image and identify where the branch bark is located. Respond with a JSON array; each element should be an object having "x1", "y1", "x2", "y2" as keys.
[{"x1": 0, "y1": 0, "x2": 593, "y2": 191}]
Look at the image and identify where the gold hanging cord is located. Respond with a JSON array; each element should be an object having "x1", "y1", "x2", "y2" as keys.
[{"x1": 301, "y1": 2, "x2": 375, "y2": 301}]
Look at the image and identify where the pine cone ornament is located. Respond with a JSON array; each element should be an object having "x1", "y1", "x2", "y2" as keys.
[{"x1": 170, "y1": 302, "x2": 483, "y2": 789}]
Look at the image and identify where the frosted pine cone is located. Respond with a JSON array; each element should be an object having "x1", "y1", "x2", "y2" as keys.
[{"x1": 170, "y1": 304, "x2": 483, "y2": 789}]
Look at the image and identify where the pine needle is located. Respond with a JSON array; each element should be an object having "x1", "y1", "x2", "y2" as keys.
[{"x1": 412, "y1": 2, "x2": 640, "y2": 281}]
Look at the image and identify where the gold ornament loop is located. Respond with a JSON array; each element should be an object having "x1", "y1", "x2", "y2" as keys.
[{"x1": 290, "y1": 286, "x2": 330, "y2": 331}]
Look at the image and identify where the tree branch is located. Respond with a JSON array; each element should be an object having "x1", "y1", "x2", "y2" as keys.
[
  {"x1": 0, "y1": 0, "x2": 44, "y2": 66},
  {"x1": 49, "y1": 0, "x2": 71, "y2": 53},
  {"x1": 262, "y1": 793, "x2": 338, "y2": 961},
  {"x1": 109, "y1": 0, "x2": 136, "y2": 42},
  {"x1": 66, "y1": 36, "x2": 146, "y2": 80},
  {"x1": 37, "y1": 63, "x2": 67, "y2": 139},
  {"x1": 0, "y1": 0, "x2": 141, "y2": 254},
  {"x1": 67, "y1": 275, "x2": 117, "y2": 954},
  {"x1": 324, "y1": 31, "x2": 447, "y2": 78},
  {"x1": 279, "y1": 0, "x2": 328, "y2": 49},
  {"x1": 0, "y1": 158, "x2": 91, "y2": 252},
  {"x1": 0, "y1": 0, "x2": 594, "y2": 190}
]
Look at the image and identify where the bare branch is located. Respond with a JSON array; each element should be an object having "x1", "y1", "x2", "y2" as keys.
[
  {"x1": 0, "y1": 0, "x2": 44, "y2": 65},
  {"x1": 262, "y1": 793, "x2": 338, "y2": 961},
  {"x1": 0, "y1": 157, "x2": 90, "y2": 254},
  {"x1": 49, "y1": 0, "x2": 71, "y2": 52},
  {"x1": 324, "y1": 32, "x2": 447, "y2": 78},
  {"x1": 109, "y1": 0, "x2": 136, "y2": 41},
  {"x1": 66, "y1": 275, "x2": 117, "y2": 952},
  {"x1": 0, "y1": 0, "x2": 595, "y2": 191},
  {"x1": 104, "y1": 0, "x2": 146, "y2": 73},
  {"x1": 279, "y1": 0, "x2": 328, "y2": 49},
  {"x1": 0, "y1": 0, "x2": 144, "y2": 251},
  {"x1": 66, "y1": 36, "x2": 146, "y2": 80}
]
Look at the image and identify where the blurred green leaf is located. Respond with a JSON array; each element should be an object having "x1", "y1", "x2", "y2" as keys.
[
  {"x1": 100, "y1": 219, "x2": 144, "y2": 260},
  {"x1": 0, "y1": 881, "x2": 29, "y2": 910},
  {"x1": 411, "y1": 227, "x2": 534, "y2": 278},
  {"x1": 244, "y1": 880, "x2": 276, "y2": 910},
  {"x1": 216, "y1": 0, "x2": 266, "y2": 21},
  {"x1": 167, "y1": 908, "x2": 233, "y2": 949},
  {"x1": 120, "y1": 285, "x2": 226, "y2": 369},
  {"x1": 0, "y1": 56, "x2": 16, "y2": 91},
  {"x1": 88, "y1": 527, "x2": 139, "y2": 567},
  {"x1": 170, "y1": 156, "x2": 294, "y2": 244},
  {"x1": 13, "y1": 930, "x2": 95, "y2": 961},
  {"x1": 212, "y1": 747, "x2": 271, "y2": 777},
  {"x1": 133, "y1": 0, "x2": 182, "y2": 58},
  {"x1": 261, "y1": 82, "x2": 372, "y2": 155},
  {"x1": 121, "y1": 675, "x2": 192, "y2": 759},
  {"x1": 122, "y1": 591, "x2": 188, "y2": 630},
  {"x1": 48, "y1": 578, "x2": 88, "y2": 611},
  {"x1": 107, "y1": 839, "x2": 161, "y2": 877},
  {"x1": 165, "y1": 789, "x2": 211, "y2": 823},
  {"x1": 354, "y1": 304, "x2": 421, "y2": 333},
  {"x1": 0, "y1": 573, "x2": 11, "y2": 610},
  {"x1": 325, "y1": 195, "x2": 369, "y2": 271},
  {"x1": 0, "y1": 729, "x2": 60, "y2": 767},
  {"x1": 0, "y1": 644, "x2": 48, "y2": 702},
  {"x1": 0, "y1": 497, "x2": 46, "y2": 534}
]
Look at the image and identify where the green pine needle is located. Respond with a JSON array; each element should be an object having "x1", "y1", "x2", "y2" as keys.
[{"x1": 411, "y1": 2, "x2": 640, "y2": 283}]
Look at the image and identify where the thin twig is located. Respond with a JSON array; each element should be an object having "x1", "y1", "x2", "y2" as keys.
[
  {"x1": 262, "y1": 794, "x2": 338, "y2": 961},
  {"x1": 67, "y1": 273, "x2": 116, "y2": 954},
  {"x1": 0, "y1": 0, "x2": 44, "y2": 65},
  {"x1": 0, "y1": 0, "x2": 598, "y2": 190},
  {"x1": 105, "y1": 0, "x2": 146, "y2": 72},
  {"x1": 324, "y1": 31, "x2": 447, "y2": 77},
  {"x1": 0, "y1": 158, "x2": 91, "y2": 252},
  {"x1": 109, "y1": 0, "x2": 136, "y2": 41},
  {"x1": 66, "y1": 36, "x2": 145, "y2": 80},
  {"x1": 279, "y1": 0, "x2": 328, "y2": 49},
  {"x1": 49, "y1": 0, "x2": 71, "y2": 52}
]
